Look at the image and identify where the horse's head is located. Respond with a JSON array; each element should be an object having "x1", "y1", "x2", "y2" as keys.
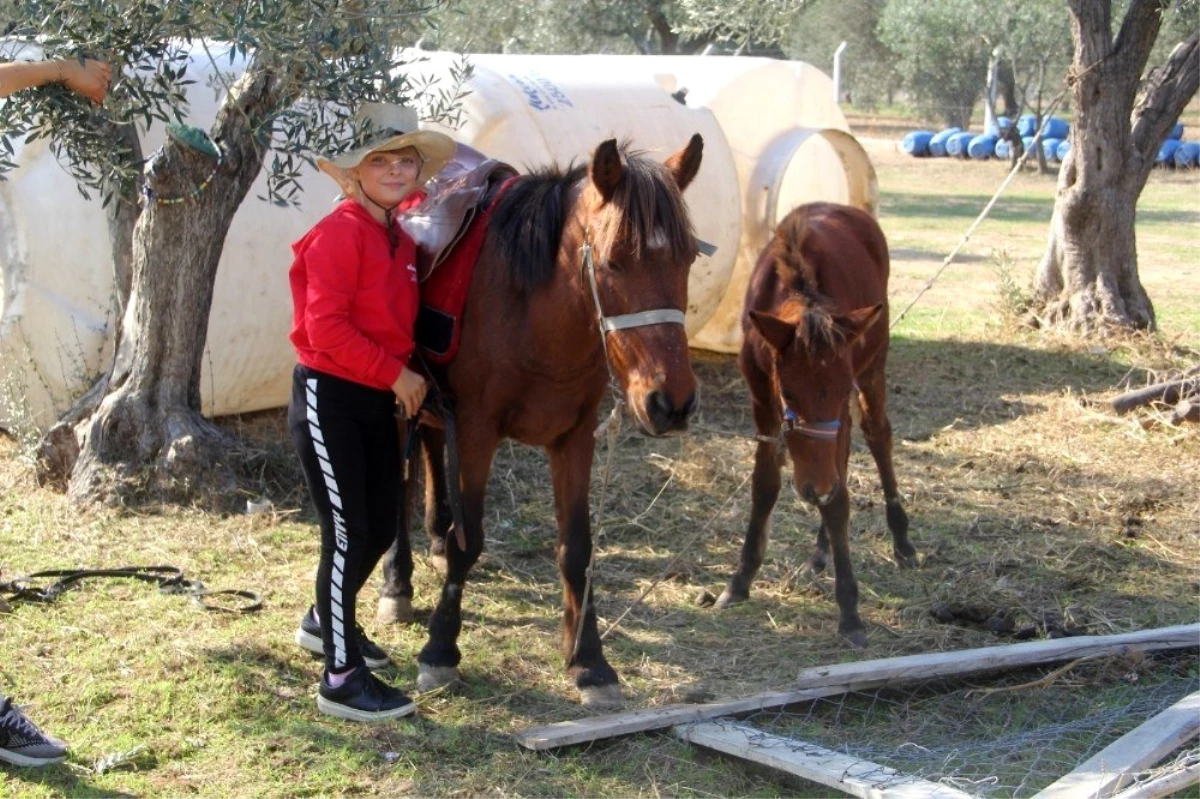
[
  {"x1": 750, "y1": 299, "x2": 884, "y2": 505},
  {"x1": 578, "y1": 135, "x2": 704, "y2": 437}
]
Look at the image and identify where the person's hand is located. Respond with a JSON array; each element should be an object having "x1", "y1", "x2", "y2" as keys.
[
  {"x1": 60, "y1": 58, "x2": 111, "y2": 105},
  {"x1": 392, "y1": 366, "x2": 428, "y2": 418}
]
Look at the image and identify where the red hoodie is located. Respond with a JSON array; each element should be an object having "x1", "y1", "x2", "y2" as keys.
[{"x1": 289, "y1": 199, "x2": 419, "y2": 390}]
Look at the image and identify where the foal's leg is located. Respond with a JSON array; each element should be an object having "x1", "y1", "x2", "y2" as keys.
[
  {"x1": 717, "y1": 399, "x2": 783, "y2": 607},
  {"x1": 378, "y1": 418, "x2": 417, "y2": 624},
  {"x1": 416, "y1": 427, "x2": 495, "y2": 692},
  {"x1": 549, "y1": 421, "x2": 621, "y2": 708},
  {"x1": 856, "y1": 366, "x2": 916, "y2": 567},
  {"x1": 420, "y1": 426, "x2": 453, "y2": 558},
  {"x1": 822, "y1": 416, "x2": 867, "y2": 648}
]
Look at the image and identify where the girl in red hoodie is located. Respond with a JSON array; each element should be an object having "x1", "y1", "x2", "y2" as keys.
[{"x1": 288, "y1": 103, "x2": 454, "y2": 722}]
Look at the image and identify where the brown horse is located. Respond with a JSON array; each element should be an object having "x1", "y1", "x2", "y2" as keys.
[
  {"x1": 716, "y1": 202, "x2": 915, "y2": 648},
  {"x1": 380, "y1": 136, "x2": 704, "y2": 706}
]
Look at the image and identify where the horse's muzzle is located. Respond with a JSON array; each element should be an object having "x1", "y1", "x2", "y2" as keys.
[
  {"x1": 801, "y1": 479, "x2": 841, "y2": 507},
  {"x1": 641, "y1": 388, "x2": 698, "y2": 436}
]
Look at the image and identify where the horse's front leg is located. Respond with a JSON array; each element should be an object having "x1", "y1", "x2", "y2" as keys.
[
  {"x1": 717, "y1": 398, "x2": 783, "y2": 607},
  {"x1": 856, "y1": 369, "x2": 916, "y2": 567},
  {"x1": 378, "y1": 418, "x2": 418, "y2": 624},
  {"x1": 549, "y1": 421, "x2": 621, "y2": 708},
  {"x1": 416, "y1": 424, "x2": 494, "y2": 693},
  {"x1": 823, "y1": 417, "x2": 866, "y2": 648}
]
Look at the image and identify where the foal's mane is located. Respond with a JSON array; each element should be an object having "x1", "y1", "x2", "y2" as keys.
[
  {"x1": 770, "y1": 212, "x2": 846, "y2": 353},
  {"x1": 488, "y1": 143, "x2": 696, "y2": 296}
]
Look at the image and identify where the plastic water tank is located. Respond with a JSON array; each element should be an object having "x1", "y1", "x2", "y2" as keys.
[
  {"x1": 995, "y1": 138, "x2": 1012, "y2": 160},
  {"x1": 967, "y1": 134, "x2": 998, "y2": 159},
  {"x1": 1055, "y1": 139, "x2": 1071, "y2": 161},
  {"x1": 1041, "y1": 137, "x2": 1063, "y2": 161},
  {"x1": 928, "y1": 127, "x2": 961, "y2": 157},
  {"x1": 1174, "y1": 142, "x2": 1200, "y2": 169},
  {"x1": 945, "y1": 132, "x2": 975, "y2": 158},
  {"x1": 902, "y1": 130, "x2": 934, "y2": 156},
  {"x1": 1157, "y1": 139, "x2": 1182, "y2": 165}
]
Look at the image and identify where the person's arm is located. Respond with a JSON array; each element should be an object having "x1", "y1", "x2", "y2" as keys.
[{"x1": 0, "y1": 58, "x2": 111, "y2": 103}]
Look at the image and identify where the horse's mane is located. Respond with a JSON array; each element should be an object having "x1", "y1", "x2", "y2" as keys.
[
  {"x1": 488, "y1": 144, "x2": 696, "y2": 296},
  {"x1": 770, "y1": 213, "x2": 846, "y2": 353}
]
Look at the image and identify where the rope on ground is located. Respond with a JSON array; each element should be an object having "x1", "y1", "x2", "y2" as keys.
[
  {"x1": 889, "y1": 88, "x2": 1069, "y2": 332},
  {"x1": 0, "y1": 565, "x2": 263, "y2": 613}
]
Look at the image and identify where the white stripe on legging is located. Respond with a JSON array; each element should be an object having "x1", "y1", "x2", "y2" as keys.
[{"x1": 307, "y1": 378, "x2": 348, "y2": 667}]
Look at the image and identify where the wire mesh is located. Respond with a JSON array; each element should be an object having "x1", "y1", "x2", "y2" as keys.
[{"x1": 733, "y1": 653, "x2": 1199, "y2": 797}]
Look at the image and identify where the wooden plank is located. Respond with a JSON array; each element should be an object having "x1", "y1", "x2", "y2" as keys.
[
  {"x1": 675, "y1": 720, "x2": 975, "y2": 799},
  {"x1": 515, "y1": 624, "x2": 1199, "y2": 751},
  {"x1": 1032, "y1": 690, "x2": 1200, "y2": 799},
  {"x1": 797, "y1": 624, "x2": 1200, "y2": 689},
  {"x1": 514, "y1": 683, "x2": 881, "y2": 751}
]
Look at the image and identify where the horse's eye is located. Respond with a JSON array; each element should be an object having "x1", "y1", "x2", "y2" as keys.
[{"x1": 605, "y1": 259, "x2": 623, "y2": 273}]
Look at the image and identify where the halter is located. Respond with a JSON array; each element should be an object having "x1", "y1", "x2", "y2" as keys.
[
  {"x1": 756, "y1": 393, "x2": 842, "y2": 445},
  {"x1": 580, "y1": 237, "x2": 687, "y2": 373}
]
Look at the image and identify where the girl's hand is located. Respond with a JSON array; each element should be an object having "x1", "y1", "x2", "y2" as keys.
[
  {"x1": 61, "y1": 58, "x2": 112, "y2": 104},
  {"x1": 392, "y1": 366, "x2": 427, "y2": 418}
]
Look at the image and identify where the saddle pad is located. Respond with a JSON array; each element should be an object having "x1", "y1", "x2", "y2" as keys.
[{"x1": 414, "y1": 177, "x2": 515, "y2": 364}]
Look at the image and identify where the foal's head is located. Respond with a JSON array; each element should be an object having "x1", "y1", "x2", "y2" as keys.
[
  {"x1": 578, "y1": 135, "x2": 704, "y2": 436},
  {"x1": 750, "y1": 278, "x2": 883, "y2": 507}
]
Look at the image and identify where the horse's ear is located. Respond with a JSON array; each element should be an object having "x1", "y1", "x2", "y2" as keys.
[
  {"x1": 837, "y1": 303, "x2": 885, "y2": 346},
  {"x1": 665, "y1": 133, "x2": 703, "y2": 192},
  {"x1": 589, "y1": 138, "x2": 624, "y2": 203},
  {"x1": 750, "y1": 309, "x2": 796, "y2": 354}
]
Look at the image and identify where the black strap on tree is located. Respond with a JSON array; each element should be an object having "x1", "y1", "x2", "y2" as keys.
[{"x1": 0, "y1": 566, "x2": 263, "y2": 614}]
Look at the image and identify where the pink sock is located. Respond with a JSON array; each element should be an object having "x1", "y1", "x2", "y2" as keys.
[{"x1": 326, "y1": 667, "x2": 355, "y2": 688}]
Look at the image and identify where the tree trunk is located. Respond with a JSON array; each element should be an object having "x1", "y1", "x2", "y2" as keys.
[
  {"x1": 1030, "y1": 1, "x2": 1199, "y2": 333},
  {"x1": 64, "y1": 64, "x2": 289, "y2": 507}
]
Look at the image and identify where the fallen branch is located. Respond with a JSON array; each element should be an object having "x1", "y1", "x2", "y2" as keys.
[{"x1": 1111, "y1": 378, "x2": 1200, "y2": 415}]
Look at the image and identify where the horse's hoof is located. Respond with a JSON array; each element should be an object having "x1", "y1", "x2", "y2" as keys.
[
  {"x1": 713, "y1": 589, "x2": 745, "y2": 609},
  {"x1": 579, "y1": 684, "x2": 623, "y2": 709},
  {"x1": 841, "y1": 629, "x2": 869, "y2": 649},
  {"x1": 417, "y1": 664, "x2": 460, "y2": 693},
  {"x1": 376, "y1": 596, "x2": 414, "y2": 625},
  {"x1": 894, "y1": 551, "x2": 919, "y2": 569}
]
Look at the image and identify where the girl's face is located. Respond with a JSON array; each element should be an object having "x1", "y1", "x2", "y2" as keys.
[{"x1": 353, "y1": 146, "x2": 422, "y2": 207}]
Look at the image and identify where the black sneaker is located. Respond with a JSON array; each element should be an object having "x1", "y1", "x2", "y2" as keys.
[
  {"x1": 0, "y1": 698, "x2": 67, "y2": 767},
  {"x1": 317, "y1": 667, "x2": 416, "y2": 722},
  {"x1": 294, "y1": 607, "x2": 391, "y2": 669}
]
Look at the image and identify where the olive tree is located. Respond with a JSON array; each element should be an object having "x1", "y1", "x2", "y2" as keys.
[
  {"x1": 1030, "y1": 0, "x2": 1198, "y2": 332},
  {"x1": 0, "y1": 0, "x2": 457, "y2": 506}
]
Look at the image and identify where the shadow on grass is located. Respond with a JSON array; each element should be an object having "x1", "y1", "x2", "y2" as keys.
[{"x1": 1, "y1": 768, "x2": 136, "y2": 798}]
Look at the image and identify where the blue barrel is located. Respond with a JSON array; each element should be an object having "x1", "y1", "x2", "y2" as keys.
[
  {"x1": 945, "y1": 131, "x2": 975, "y2": 158},
  {"x1": 1055, "y1": 139, "x2": 1071, "y2": 161},
  {"x1": 1021, "y1": 136, "x2": 1036, "y2": 156},
  {"x1": 985, "y1": 116, "x2": 1012, "y2": 137},
  {"x1": 968, "y1": 134, "x2": 998, "y2": 159},
  {"x1": 1157, "y1": 138, "x2": 1181, "y2": 165},
  {"x1": 929, "y1": 127, "x2": 962, "y2": 157},
  {"x1": 1174, "y1": 142, "x2": 1200, "y2": 169},
  {"x1": 1041, "y1": 117, "x2": 1070, "y2": 140},
  {"x1": 995, "y1": 138, "x2": 1012, "y2": 159},
  {"x1": 1169, "y1": 122, "x2": 1184, "y2": 140},
  {"x1": 1041, "y1": 137, "x2": 1062, "y2": 161},
  {"x1": 1017, "y1": 114, "x2": 1038, "y2": 137},
  {"x1": 902, "y1": 130, "x2": 935, "y2": 156}
]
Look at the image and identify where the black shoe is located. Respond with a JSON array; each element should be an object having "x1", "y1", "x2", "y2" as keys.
[
  {"x1": 317, "y1": 667, "x2": 416, "y2": 722},
  {"x1": 294, "y1": 607, "x2": 391, "y2": 669},
  {"x1": 0, "y1": 698, "x2": 67, "y2": 767}
]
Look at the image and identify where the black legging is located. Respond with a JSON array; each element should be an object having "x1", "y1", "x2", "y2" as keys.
[{"x1": 289, "y1": 364, "x2": 400, "y2": 673}]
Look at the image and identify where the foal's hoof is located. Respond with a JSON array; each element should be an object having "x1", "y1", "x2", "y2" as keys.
[
  {"x1": 894, "y1": 546, "x2": 919, "y2": 569},
  {"x1": 375, "y1": 596, "x2": 414, "y2": 625},
  {"x1": 417, "y1": 664, "x2": 460, "y2": 693},
  {"x1": 841, "y1": 629, "x2": 869, "y2": 649},
  {"x1": 713, "y1": 588, "x2": 746, "y2": 609},
  {"x1": 579, "y1": 684, "x2": 624, "y2": 709}
]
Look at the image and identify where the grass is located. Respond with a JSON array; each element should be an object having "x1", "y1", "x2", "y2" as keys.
[{"x1": 1, "y1": 133, "x2": 1198, "y2": 797}]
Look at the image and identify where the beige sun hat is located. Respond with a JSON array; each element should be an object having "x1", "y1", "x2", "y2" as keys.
[{"x1": 316, "y1": 103, "x2": 457, "y2": 190}]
